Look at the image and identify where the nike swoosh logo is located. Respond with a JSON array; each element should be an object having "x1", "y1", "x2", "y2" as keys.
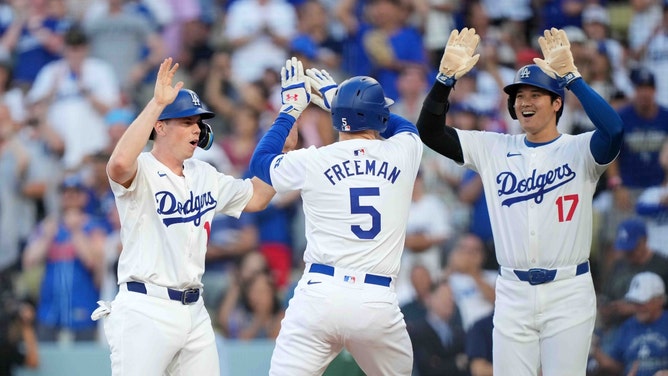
[
  {"x1": 506, "y1": 152, "x2": 522, "y2": 157},
  {"x1": 307, "y1": 280, "x2": 321, "y2": 285},
  {"x1": 157, "y1": 171, "x2": 167, "y2": 177}
]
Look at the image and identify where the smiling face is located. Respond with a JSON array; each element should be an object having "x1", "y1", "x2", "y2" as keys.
[{"x1": 513, "y1": 85, "x2": 562, "y2": 142}]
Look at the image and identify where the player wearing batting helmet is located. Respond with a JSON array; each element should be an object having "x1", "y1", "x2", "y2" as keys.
[
  {"x1": 95, "y1": 58, "x2": 280, "y2": 376},
  {"x1": 417, "y1": 28, "x2": 623, "y2": 376},
  {"x1": 250, "y1": 58, "x2": 422, "y2": 375}
]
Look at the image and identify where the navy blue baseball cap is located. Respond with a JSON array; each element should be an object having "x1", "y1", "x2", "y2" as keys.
[
  {"x1": 630, "y1": 67, "x2": 655, "y2": 88},
  {"x1": 614, "y1": 218, "x2": 647, "y2": 252}
]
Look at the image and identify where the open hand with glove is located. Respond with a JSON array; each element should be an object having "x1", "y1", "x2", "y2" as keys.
[
  {"x1": 279, "y1": 57, "x2": 311, "y2": 120},
  {"x1": 533, "y1": 28, "x2": 581, "y2": 88},
  {"x1": 305, "y1": 68, "x2": 337, "y2": 112},
  {"x1": 437, "y1": 27, "x2": 480, "y2": 87}
]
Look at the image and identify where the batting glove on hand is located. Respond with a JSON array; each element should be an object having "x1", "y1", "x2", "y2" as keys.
[
  {"x1": 437, "y1": 27, "x2": 480, "y2": 87},
  {"x1": 280, "y1": 57, "x2": 311, "y2": 120},
  {"x1": 305, "y1": 68, "x2": 337, "y2": 112},
  {"x1": 533, "y1": 28, "x2": 581, "y2": 88}
]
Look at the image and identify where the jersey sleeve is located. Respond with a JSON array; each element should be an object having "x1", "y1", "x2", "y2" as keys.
[
  {"x1": 268, "y1": 146, "x2": 313, "y2": 192},
  {"x1": 212, "y1": 169, "x2": 254, "y2": 219}
]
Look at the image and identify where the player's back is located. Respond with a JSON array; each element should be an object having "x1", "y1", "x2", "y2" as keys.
[{"x1": 297, "y1": 133, "x2": 421, "y2": 276}]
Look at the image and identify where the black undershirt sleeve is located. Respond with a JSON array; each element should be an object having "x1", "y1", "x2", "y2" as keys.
[{"x1": 416, "y1": 82, "x2": 464, "y2": 164}]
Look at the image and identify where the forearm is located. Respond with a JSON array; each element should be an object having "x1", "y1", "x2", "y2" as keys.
[
  {"x1": 417, "y1": 82, "x2": 463, "y2": 163},
  {"x1": 21, "y1": 325, "x2": 39, "y2": 368},
  {"x1": 249, "y1": 113, "x2": 295, "y2": 185},
  {"x1": 569, "y1": 79, "x2": 623, "y2": 164},
  {"x1": 107, "y1": 98, "x2": 164, "y2": 183}
]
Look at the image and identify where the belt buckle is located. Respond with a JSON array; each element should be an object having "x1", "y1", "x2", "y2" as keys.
[
  {"x1": 181, "y1": 289, "x2": 199, "y2": 305},
  {"x1": 527, "y1": 268, "x2": 548, "y2": 285}
]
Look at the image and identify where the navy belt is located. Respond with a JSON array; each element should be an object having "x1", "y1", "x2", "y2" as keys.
[
  {"x1": 512, "y1": 261, "x2": 589, "y2": 285},
  {"x1": 126, "y1": 281, "x2": 200, "y2": 305},
  {"x1": 309, "y1": 263, "x2": 392, "y2": 287}
]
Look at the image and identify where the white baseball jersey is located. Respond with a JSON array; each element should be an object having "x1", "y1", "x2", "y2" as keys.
[
  {"x1": 109, "y1": 152, "x2": 253, "y2": 289},
  {"x1": 456, "y1": 129, "x2": 608, "y2": 270},
  {"x1": 268, "y1": 133, "x2": 423, "y2": 277}
]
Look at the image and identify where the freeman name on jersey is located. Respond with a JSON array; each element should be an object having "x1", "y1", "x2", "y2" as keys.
[{"x1": 323, "y1": 159, "x2": 401, "y2": 186}]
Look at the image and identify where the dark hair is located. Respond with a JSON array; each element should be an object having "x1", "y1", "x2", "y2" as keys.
[{"x1": 64, "y1": 24, "x2": 88, "y2": 46}]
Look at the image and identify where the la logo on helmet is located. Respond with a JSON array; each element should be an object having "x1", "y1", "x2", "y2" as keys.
[
  {"x1": 519, "y1": 66, "x2": 531, "y2": 79},
  {"x1": 189, "y1": 91, "x2": 201, "y2": 107}
]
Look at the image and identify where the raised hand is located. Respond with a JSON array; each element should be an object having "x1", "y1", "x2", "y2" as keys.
[
  {"x1": 533, "y1": 28, "x2": 581, "y2": 88},
  {"x1": 305, "y1": 68, "x2": 337, "y2": 112},
  {"x1": 279, "y1": 57, "x2": 311, "y2": 120},
  {"x1": 154, "y1": 58, "x2": 184, "y2": 107},
  {"x1": 437, "y1": 27, "x2": 480, "y2": 87}
]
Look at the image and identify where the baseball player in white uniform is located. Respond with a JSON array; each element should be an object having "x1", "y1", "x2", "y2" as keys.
[
  {"x1": 92, "y1": 58, "x2": 279, "y2": 376},
  {"x1": 249, "y1": 57, "x2": 422, "y2": 375},
  {"x1": 417, "y1": 28, "x2": 624, "y2": 375}
]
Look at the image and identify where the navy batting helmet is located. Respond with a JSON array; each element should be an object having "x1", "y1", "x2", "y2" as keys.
[
  {"x1": 154, "y1": 89, "x2": 215, "y2": 150},
  {"x1": 331, "y1": 76, "x2": 394, "y2": 133},
  {"x1": 503, "y1": 64, "x2": 564, "y2": 120}
]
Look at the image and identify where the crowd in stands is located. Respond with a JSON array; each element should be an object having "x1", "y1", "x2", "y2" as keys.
[{"x1": 1, "y1": 0, "x2": 667, "y2": 375}]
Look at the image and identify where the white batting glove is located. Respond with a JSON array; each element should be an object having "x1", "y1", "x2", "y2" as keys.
[
  {"x1": 437, "y1": 27, "x2": 480, "y2": 87},
  {"x1": 279, "y1": 57, "x2": 311, "y2": 120},
  {"x1": 533, "y1": 28, "x2": 581, "y2": 88},
  {"x1": 305, "y1": 68, "x2": 337, "y2": 112}
]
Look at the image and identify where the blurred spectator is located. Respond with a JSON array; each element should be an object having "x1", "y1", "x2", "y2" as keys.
[
  {"x1": 82, "y1": 0, "x2": 166, "y2": 103},
  {"x1": 593, "y1": 272, "x2": 668, "y2": 376},
  {"x1": 103, "y1": 107, "x2": 134, "y2": 153},
  {"x1": 160, "y1": 0, "x2": 201, "y2": 60},
  {"x1": 598, "y1": 218, "x2": 668, "y2": 343},
  {"x1": 361, "y1": 0, "x2": 427, "y2": 100},
  {"x1": 457, "y1": 168, "x2": 496, "y2": 270},
  {"x1": 466, "y1": 312, "x2": 493, "y2": 376},
  {"x1": 634, "y1": 2, "x2": 668, "y2": 108},
  {"x1": 26, "y1": 25, "x2": 120, "y2": 172},
  {"x1": 480, "y1": 0, "x2": 532, "y2": 47},
  {"x1": 0, "y1": 289, "x2": 40, "y2": 376},
  {"x1": 203, "y1": 47, "x2": 242, "y2": 134},
  {"x1": 334, "y1": 0, "x2": 373, "y2": 77},
  {"x1": 392, "y1": 65, "x2": 428, "y2": 124},
  {"x1": 605, "y1": 68, "x2": 668, "y2": 251},
  {"x1": 444, "y1": 233, "x2": 496, "y2": 331},
  {"x1": 409, "y1": 0, "x2": 458, "y2": 69},
  {"x1": 218, "y1": 265, "x2": 284, "y2": 340},
  {"x1": 219, "y1": 104, "x2": 261, "y2": 178},
  {"x1": 636, "y1": 137, "x2": 668, "y2": 258},
  {"x1": 21, "y1": 175, "x2": 106, "y2": 342},
  {"x1": 202, "y1": 212, "x2": 258, "y2": 315},
  {"x1": 400, "y1": 264, "x2": 434, "y2": 324},
  {"x1": 223, "y1": 0, "x2": 297, "y2": 86},
  {"x1": 0, "y1": 60, "x2": 27, "y2": 124},
  {"x1": 407, "y1": 279, "x2": 468, "y2": 376},
  {"x1": 291, "y1": 0, "x2": 342, "y2": 74},
  {"x1": 628, "y1": 0, "x2": 664, "y2": 67},
  {"x1": 537, "y1": 0, "x2": 585, "y2": 31},
  {"x1": 174, "y1": 17, "x2": 214, "y2": 97},
  {"x1": 80, "y1": 151, "x2": 115, "y2": 232},
  {"x1": 250, "y1": 190, "x2": 301, "y2": 292},
  {"x1": 0, "y1": 103, "x2": 31, "y2": 276},
  {"x1": 581, "y1": 4, "x2": 634, "y2": 99},
  {"x1": 0, "y1": 0, "x2": 70, "y2": 91},
  {"x1": 396, "y1": 171, "x2": 452, "y2": 306}
]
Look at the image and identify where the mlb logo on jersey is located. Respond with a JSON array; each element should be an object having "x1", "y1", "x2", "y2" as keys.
[
  {"x1": 354, "y1": 148, "x2": 366, "y2": 156},
  {"x1": 343, "y1": 275, "x2": 356, "y2": 284}
]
